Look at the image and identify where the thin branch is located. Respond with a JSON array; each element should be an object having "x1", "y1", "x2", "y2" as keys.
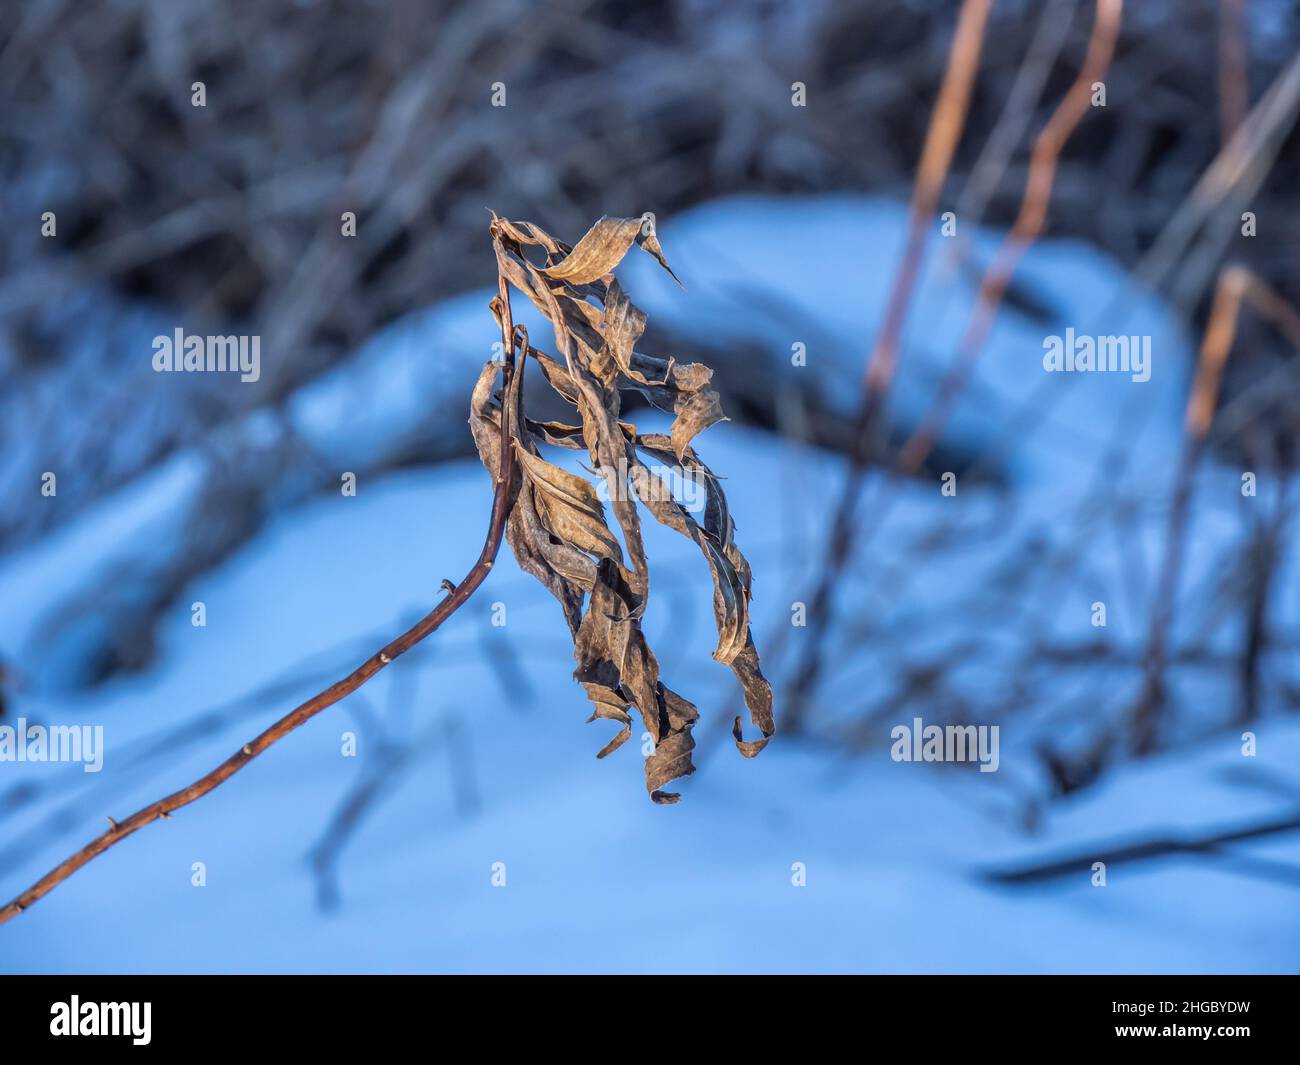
[
  {"x1": 784, "y1": 0, "x2": 1121, "y2": 732},
  {"x1": 774, "y1": 0, "x2": 992, "y2": 733},
  {"x1": 1130, "y1": 267, "x2": 1300, "y2": 753},
  {"x1": 861, "y1": 0, "x2": 993, "y2": 405},
  {"x1": 986, "y1": 809, "x2": 1300, "y2": 885},
  {"x1": 896, "y1": 0, "x2": 1124, "y2": 476},
  {"x1": 0, "y1": 285, "x2": 523, "y2": 927},
  {"x1": 1218, "y1": 0, "x2": 1249, "y2": 150},
  {"x1": 949, "y1": 0, "x2": 1080, "y2": 253}
]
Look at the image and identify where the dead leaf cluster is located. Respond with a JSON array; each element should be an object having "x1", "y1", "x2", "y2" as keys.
[{"x1": 470, "y1": 214, "x2": 774, "y2": 802}]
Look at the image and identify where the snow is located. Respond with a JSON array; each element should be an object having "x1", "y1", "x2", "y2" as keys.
[
  {"x1": 620, "y1": 194, "x2": 1190, "y2": 490},
  {"x1": 287, "y1": 291, "x2": 499, "y2": 468},
  {"x1": 1, "y1": 195, "x2": 1296, "y2": 972}
]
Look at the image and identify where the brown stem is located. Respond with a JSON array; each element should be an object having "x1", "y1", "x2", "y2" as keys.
[
  {"x1": 1130, "y1": 266, "x2": 1300, "y2": 753},
  {"x1": 778, "y1": 0, "x2": 992, "y2": 734},
  {"x1": 1218, "y1": 0, "x2": 1249, "y2": 150},
  {"x1": 896, "y1": 0, "x2": 1123, "y2": 475},
  {"x1": 785, "y1": 0, "x2": 1121, "y2": 732},
  {"x1": 0, "y1": 300, "x2": 523, "y2": 927},
  {"x1": 860, "y1": 0, "x2": 993, "y2": 403}
]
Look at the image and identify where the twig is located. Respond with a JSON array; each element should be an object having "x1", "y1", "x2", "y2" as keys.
[
  {"x1": 948, "y1": 0, "x2": 1080, "y2": 254},
  {"x1": 784, "y1": 0, "x2": 1120, "y2": 731},
  {"x1": 860, "y1": 0, "x2": 993, "y2": 405},
  {"x1": 987, "y1": 809, "x2": 1300, "y2": 885},
  {"x1": 779, "y1": 0, "x2": 992, "y2": 733},
  {"x1": 1235, "y1": 480, "x2": 1286, "y2": 727},
  {"x1": 1130, "y1": 267, "x2": 1300, "y2": 753},
  {"x1": 1218, "y1": 0, "x2": 1249, "y2": 150},
  {"x1": 0, "y1": 283, "x2": 524, "y2": 927},
  {"x1": 896, "y1": 0, "x2": 1124, "y2": 477}
]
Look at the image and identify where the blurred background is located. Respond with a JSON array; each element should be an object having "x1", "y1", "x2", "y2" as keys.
[{"x1": 1, "y1": 0, "x2": 1298, "y2": 972}]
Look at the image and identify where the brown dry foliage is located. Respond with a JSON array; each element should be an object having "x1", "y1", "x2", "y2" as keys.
[{"x1": 471, "y1": 214, "x2": 774, "y2": 802}]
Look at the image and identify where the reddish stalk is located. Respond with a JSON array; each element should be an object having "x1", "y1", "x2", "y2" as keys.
[
  {"x1": 784, "y1": 0, "x2": 1121, "y2": 731},
  {"x1": 1219, "y1": 0, "x2": 1249, "y2": 149},
  {"x1": 1131, "y1": 267, "x2": 1300, "y2": 753},
  {"x1": 779, "y1": 0, "x2": 992, "y2": 732},
  {"x1": 895, "y1": 0, "x2": 1122, "y2": 477},
  {"x1": 0, "y1": 277, "x2": 523, "y2": 927}
]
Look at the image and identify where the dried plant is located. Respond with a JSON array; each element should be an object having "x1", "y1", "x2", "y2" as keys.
[
  {"x1": 0, "y1": 214, "x2": 772, "y2": 924},
  {"x1": 475, "y1": 214, "x2": 773, "y2": 802}
]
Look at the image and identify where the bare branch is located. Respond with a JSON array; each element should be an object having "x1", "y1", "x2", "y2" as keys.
[{"x1": 0, "y1": 291, "x2": 524, "y2": 927}]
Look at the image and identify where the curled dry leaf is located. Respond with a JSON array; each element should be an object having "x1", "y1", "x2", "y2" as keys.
[
  {"x1": 470, "y1": 213, "x2": 773, "y2": 802},
  {"x1": 542, "y1": 215, "x2": 684, "y2": 288}
]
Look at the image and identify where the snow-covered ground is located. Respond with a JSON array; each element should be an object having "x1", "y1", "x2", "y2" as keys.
[
  {"x1": 1, "y1": 427, "x2": 1297, "y2": 972},
  {"x1": 1, "y1": 195, "x2": 1297, "y2": 972}
]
